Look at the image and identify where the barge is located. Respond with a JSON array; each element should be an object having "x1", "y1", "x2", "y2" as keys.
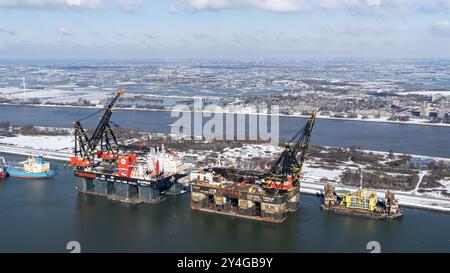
[
  {"x1": 320, "y1": 182, "x2": 402, "y2": 219},
  {"x1": 190, "y1": 168, "x2": 301, "y2": 223}
]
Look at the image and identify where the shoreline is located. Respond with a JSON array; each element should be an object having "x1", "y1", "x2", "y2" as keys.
[
  {"x1": 1, "y1": 102, "x2": 450, "y2": 128},
  {"x1": 1, "y1": 144, "x2": 449, "y2": 214}
]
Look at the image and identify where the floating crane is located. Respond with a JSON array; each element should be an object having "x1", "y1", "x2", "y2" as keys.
[
  {"x1": 197, "y1": 111, "x2": 318, "y2": 194},
  {"x1": 190, "y1": 111, "x2": 318, "y2": 223},
  {"x1": 72, "y1": 87, "x2": 184, "y2": 204},
  {"x1": 262, "y1": 111, "x2": 317, "y2": 192},
  {"x1": 71, "y1": 87, "x2": 127, "y2": 167}
]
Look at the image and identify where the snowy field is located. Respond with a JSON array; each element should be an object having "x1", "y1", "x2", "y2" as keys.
[
  {"x1": 222, "y1": 144, "x2": 282, "y2": 159},
  {"x1": 0, "y1": 87, "x2": 111, "y2": 104},
  {"x1": 303, "y1": 164, "x2": 343, "y2": 181},
  {"x1": 0, "y1": 135, "x2": 73, "y2": 152}
]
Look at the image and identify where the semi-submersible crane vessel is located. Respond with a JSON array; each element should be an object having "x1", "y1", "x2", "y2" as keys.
[
  {"x1": 71, "y1": 88, "x2": 183, "y2": 204},
  {"x1": 190, "y1": 112, "x2": 317, "y2": 223}
]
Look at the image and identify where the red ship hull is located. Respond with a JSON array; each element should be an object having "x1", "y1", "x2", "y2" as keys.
[{"x1": 0, "y1": 171, "x2": 8, "y2": 180}]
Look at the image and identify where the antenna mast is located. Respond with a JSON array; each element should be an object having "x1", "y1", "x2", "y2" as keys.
[{"x1": 360, "y1": 168, "x2": 363, "y2": 190}]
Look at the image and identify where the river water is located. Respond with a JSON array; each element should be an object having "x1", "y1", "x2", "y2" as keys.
[
  {"x1": 0, "y1": 155, "x2": 449, "y2": 253},
  {"x1": 0, "y1": 106, "x2": 450, "y2": 252},
  {"x1": 1, "y1": 105, "x2": 450, "y2": 158}
]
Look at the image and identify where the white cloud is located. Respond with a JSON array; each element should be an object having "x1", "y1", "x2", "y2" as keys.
[
  {"x1": 430, "y1": 20, "x2": 450, "y2": 37},
  {"x1": 171, "y1": 0, "x2": 449, "y2": 15},
  {"x1": 317, "y1": 0, "x2": 383, "y2": 11},
  {"x1": 0, "y1": 0, "x2": 143, "y2": 11},
  {"x1": 0, "y1": 0, "x2": 103, "y2": 9},
  {"x1": 171, "y1": 0, "x2": 310, "y2": 13},
  {"x1": 57, "y1": 26, "x2": 74, "y2": 36}
]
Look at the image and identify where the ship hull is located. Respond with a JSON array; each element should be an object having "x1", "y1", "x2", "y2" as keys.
[
  {"x1": 321, "y1": 204, "x2": 402, "y2": 219},
  {"x1": 74, "y1": 169, "x2": 176, "y2": 204},
  {"x1": 190, "y1": 183, "x2": 301, "y2": 223},
  {"x1": 7, "y1": 169, "x2": 55, "y2": 179}
]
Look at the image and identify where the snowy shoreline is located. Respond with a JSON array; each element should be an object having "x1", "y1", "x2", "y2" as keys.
[
  {"x1": 1, "y1": 134, "x2": 450, "y2": 213},
  {"x1": 1, "y1": 142, "x2": 449, "y2": 213}
]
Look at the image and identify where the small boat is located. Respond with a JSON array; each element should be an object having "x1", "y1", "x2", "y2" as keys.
[
  {"x1": 7, "y1": 156, "x2": 55, "y2": 179},
  {"x1": 0, "y1": 157, "x2": 8, "y2": 179}
]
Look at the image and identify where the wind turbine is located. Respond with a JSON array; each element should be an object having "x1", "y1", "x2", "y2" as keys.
[{"x1": 22, "y1": 78, "x2": 27, "y2": 101}]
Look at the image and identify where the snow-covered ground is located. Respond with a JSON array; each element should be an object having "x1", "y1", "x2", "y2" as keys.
[
  {"x1": 0, "y1": 87, "x2": 111, "y2": 104},
  {"x1": 222, "y1": 144, "x2": 282, "y2": 159},
  {"x1": 303, "y1": 165, "x2": 343, "y2": 181},
  {"x1": 315, "y1": 113, "x2": 450, "y2": 127},
  {"x1": 417, "y1": 177, "x2": 450, "y2": 199},
  {"x1": 214, "y1": 143, "x2": 450, "y2": 202},
  {"x1": 0, "y1": 135, "x2": 73, "y2": 152},
  {"x1": 399, "y1": 90, "x2": 450, "y2": 96}
]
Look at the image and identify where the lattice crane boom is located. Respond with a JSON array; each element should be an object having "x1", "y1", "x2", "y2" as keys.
[
  {"x1": 86, "y1": 87, "x2": 126, "y2": 154},
  {"x1": 71, "y1": 87, "x2": 127, "y2": 165},
  {"x1": 291, "y1": 111, "x2": 317, "y2": 168},
  {"x1": 264, "y1": 111, "x2": 317, "y2": 188}
]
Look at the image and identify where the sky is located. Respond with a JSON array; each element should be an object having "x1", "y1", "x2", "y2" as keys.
[{"x1": 0, "y1": 0, "x2": 449, "y2": 59}]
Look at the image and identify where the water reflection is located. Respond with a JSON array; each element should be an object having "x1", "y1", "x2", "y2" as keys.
[{"x1": 1, "y1": 154, "x2": 450, "y2": 252}]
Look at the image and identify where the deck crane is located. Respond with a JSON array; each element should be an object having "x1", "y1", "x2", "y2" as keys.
[
  {"x1": 263, "y1": 111, "x2": 317, "y2": 192},
  {"x1": 71, "y1": 87, "x2": 127, "y2": 167}
]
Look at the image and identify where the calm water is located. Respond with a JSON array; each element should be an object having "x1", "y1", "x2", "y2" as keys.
[
  {"x1": 0, "y1": 154, "x2": 450, "y2": 252},
  {"x1": 0, "y1": 154, "x2": 449, "y2": 253},
  {"x1": 1, "y1": 106, "x2": 450, "y2": 252},
  {"x1": 1, "y1": 105, "x2": 450, "y2": 157}
]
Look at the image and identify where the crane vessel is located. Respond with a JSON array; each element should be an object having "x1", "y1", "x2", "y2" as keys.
[
  {"x1": 71, "y1": 88, "x2": 184, "y2": 204},
  {"x1": 190, "y1": 112, "x2": 317, "y2": 223}
]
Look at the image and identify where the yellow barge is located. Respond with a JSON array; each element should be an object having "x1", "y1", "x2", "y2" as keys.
[{"x1": 321, "y1": 182, "x2": 402, "y2": 219}]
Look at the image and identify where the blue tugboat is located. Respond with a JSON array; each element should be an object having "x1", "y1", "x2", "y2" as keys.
[{"x1": 7, "y1": 156, "x2": 55, "y2": 179}]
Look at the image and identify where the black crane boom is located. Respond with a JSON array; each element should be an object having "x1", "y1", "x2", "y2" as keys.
[
  {"x1": 72, "y1": 87, "x2": 127, "y2": 163},
  {"x1": 265, "y1": 111, "x2": 317, "y2": 187},
  {"x1": 86, "y1": 87, "x2": 126, "y2": 154},
  {"x1": 291, "y1": 112, "x2": 317, "y2": 167}
]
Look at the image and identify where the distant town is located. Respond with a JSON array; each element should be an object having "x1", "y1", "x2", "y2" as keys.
[{"x1": 1, "y1": 59, "x2": 449, "y2": 125}]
